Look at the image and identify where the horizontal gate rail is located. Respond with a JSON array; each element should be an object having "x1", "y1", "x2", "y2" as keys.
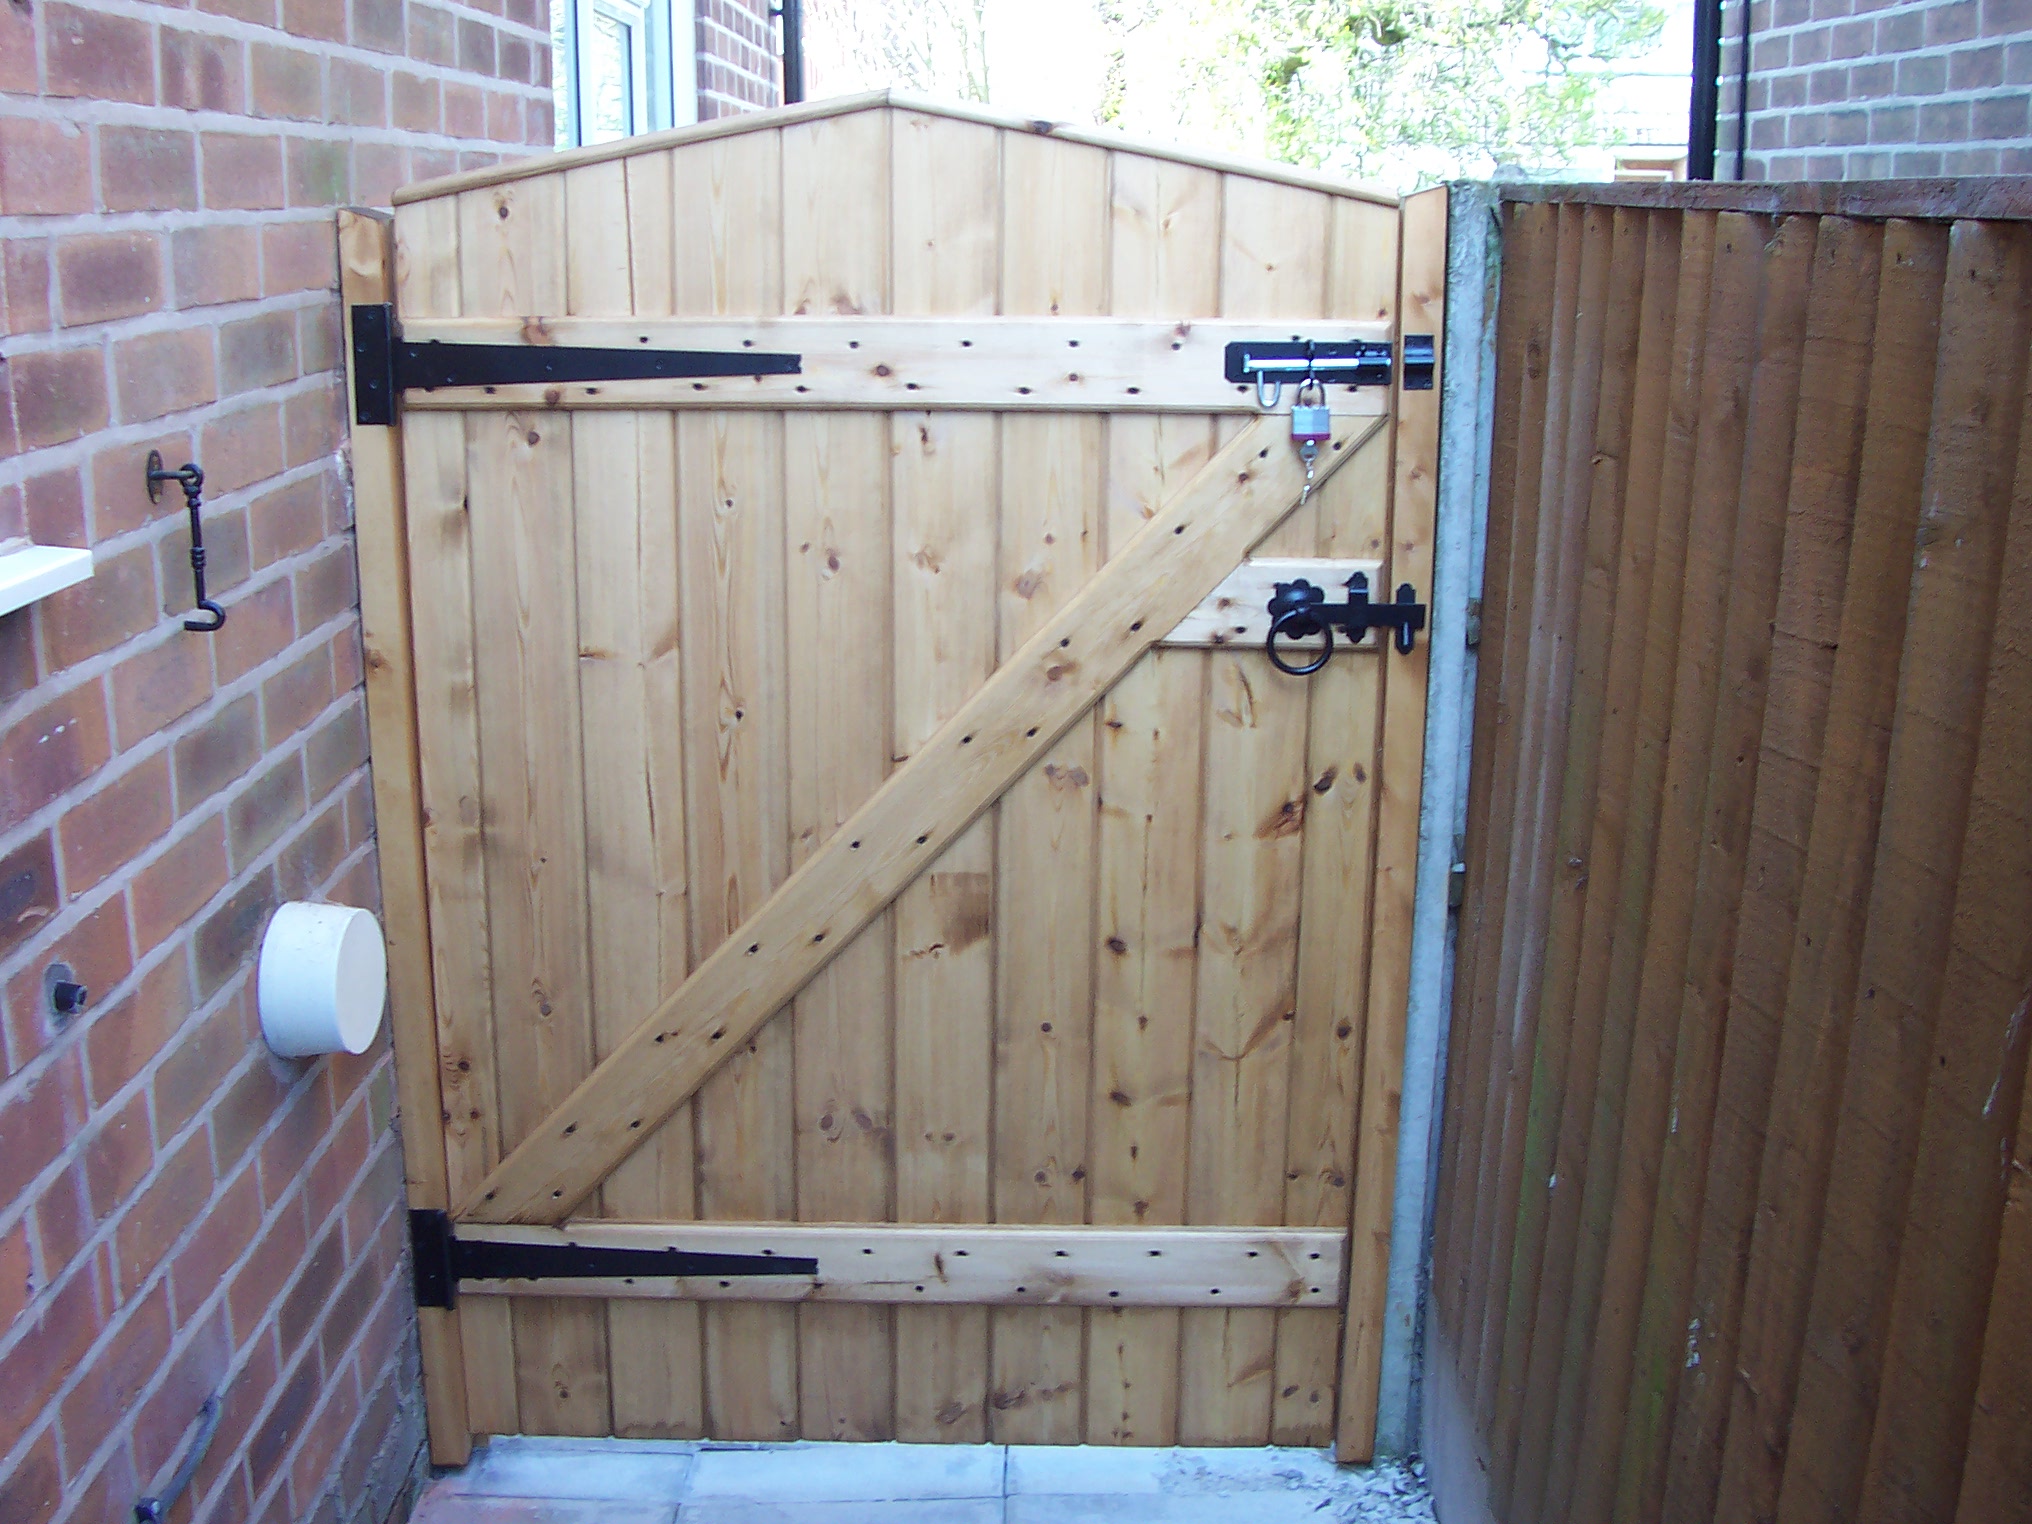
[
  {"x1": 446, "y1": 1221, "x2": 1346, "y2": 1308},
  {"x1": 463, "y1": 410, "x2": 1380, "y2": 1225},
  {"x1": 386, "y1": 317, "x2": 1396, "y2": 414}
]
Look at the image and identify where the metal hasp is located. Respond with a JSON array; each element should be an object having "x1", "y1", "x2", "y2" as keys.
[
  {"x1": 350, "y1": 303, "x2": 804, "y2": 426},
  {"x1": 409, "y1": 1209, "x2": 821, "y2": 1309},
  {"x1": 1264, "y1": 571, "x2": 1427, "y2": 675},
  {"x1": 1221, "y1": 334, "x2": 1436, "y2": 394},
  {"x1": 146, "y1": 451, "x2": 225, "y2": 632}
]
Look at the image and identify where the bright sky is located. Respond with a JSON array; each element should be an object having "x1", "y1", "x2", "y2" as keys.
[{"x1": 981, "y1": 0, "x2": 1112, "y2": 119}]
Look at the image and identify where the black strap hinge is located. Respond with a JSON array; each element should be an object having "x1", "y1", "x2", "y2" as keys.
[
  {"x1": 351, "y1": 305, "x2": 803, "y2": 426},
  {"x1": 409, "y1": 1209, "x2": 818, "y2": 1309}
]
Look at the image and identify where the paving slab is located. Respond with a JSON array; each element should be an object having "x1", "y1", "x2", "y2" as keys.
[
  {"x1": 411, "y1": 1494, "x2": 679, "y2": 1524},
  {"x1": 676, "y1": 1502, "x2": 1004, "y2": 1524},
  {"x1": 685, "y1": 1442, "x2": 1006, "y2": 1503},
  {"x1": 434, "y1": 1436, "x2": 695, "y2": 1503}
]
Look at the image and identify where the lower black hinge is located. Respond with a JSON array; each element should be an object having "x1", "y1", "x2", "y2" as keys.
[
  {"x1": 410, "y1": 1209, "x2": 818, "y2": 1309},
  {"x1": 351, "y1": 304, "x2": 802, "y2": 427}
]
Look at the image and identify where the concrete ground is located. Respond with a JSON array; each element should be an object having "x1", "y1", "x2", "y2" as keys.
[{"x1": 409, "y1": 1436, "x2": 1439, "y2": 1523}]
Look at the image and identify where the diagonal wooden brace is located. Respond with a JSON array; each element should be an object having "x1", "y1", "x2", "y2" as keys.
[{"x1": 465, "y1": 410, "x2": 1382, "y2": 1224}]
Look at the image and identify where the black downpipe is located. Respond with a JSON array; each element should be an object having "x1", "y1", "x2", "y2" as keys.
[
  {"x1": 1735, "y1": 0, "x2": 1754, "y2": 179},
  {"x1": 1688, "y1": 0, "x2": 1723, "y2": 179},
  {"x1": 777, "y1": 0, "x2": 806, "y2": 105}
]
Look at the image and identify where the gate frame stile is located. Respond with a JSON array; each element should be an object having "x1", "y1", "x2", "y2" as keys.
[{"x1": 337, "y1": 208, "x2": 474, "y2": 1465}]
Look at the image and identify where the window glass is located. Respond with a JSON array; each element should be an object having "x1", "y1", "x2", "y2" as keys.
[{"x1": 586, "y1": 10, "x2": 635, "y2": 143}]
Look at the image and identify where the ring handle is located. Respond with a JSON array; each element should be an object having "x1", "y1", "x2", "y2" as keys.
[{"x1": 1266, "y1": 608, "x2": 1333, "y2": 676}]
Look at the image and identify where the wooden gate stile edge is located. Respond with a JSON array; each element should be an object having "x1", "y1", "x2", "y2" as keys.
[
  {"x1": 464, "y1": 410, "x2": 1384, "y2": 1227},
  {"x1": 336, "y1": 208, "x2": 473, "y2": 1466}
]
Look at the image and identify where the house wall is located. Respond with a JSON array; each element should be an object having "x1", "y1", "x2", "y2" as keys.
[
  {"x1": 0, "y1": 2, "x2": 547, "y2": 1521},
  {"x1": 694, "y1": 0, "x2": 780, "y2": 118},
  {"x1": 1715, "y1": 0, "x2": 2032, "y2": 177}
]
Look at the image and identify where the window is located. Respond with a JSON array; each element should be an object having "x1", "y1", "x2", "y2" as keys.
[{"x1": 552, "y1": 0, "x2": 698, "y2": 148}]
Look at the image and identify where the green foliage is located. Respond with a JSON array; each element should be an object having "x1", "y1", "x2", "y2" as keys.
[{"x1": 1100, "y1": 0, "x2": 1666, "y2": 185}]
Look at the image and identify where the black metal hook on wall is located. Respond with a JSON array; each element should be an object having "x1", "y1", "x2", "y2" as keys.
[{"x1": 147, "y1": 451, "x2": 225, "y2": 632}]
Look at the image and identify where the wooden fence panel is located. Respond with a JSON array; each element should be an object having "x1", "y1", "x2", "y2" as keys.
[{"x1": 1432, "y1": 194, "x2": 2032, "y2": 1524}]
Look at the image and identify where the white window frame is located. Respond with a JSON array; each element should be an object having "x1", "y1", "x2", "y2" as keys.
[{"x1": 553, "y1": 0, "x2": 698, "y2": 148}]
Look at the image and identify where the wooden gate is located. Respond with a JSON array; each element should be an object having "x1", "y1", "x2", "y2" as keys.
[
  {"x1": 338, "y1": 93, "x2": 1442, "y2": 1464},
  {"x1": 1426, "y1": 180, "x2": 2032, "y2": 1524}
]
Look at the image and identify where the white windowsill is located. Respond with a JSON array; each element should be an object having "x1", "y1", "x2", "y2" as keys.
[{"x1": 0, "y1": 543, "x2": 94, "y2": 617}]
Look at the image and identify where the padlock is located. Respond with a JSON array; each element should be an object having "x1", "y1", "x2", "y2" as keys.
[{"x1": 1290, "y1": 381, "x2": 1331, "y2": 452}]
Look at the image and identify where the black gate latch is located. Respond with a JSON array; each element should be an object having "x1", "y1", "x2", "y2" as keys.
[
  {"x1": 1265, "y1": 571, "x2": 1427, "y2": 674},
  {"x1": 352, "y1": 304, "x2": 803, "y2": 426},
  {"x1": 410, "y1": 1209, "x2": 819, "y2": 1309}
]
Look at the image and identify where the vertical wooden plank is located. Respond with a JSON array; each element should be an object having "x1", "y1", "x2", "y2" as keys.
[
  {"x1": 671, "y1": 129, "x2": 799, "y2": 1442},
  {"x1": 989, "y1": 129, "x2": 1109, "y2": 1446},
  {"x1": 1085, "y1": 150, "x2": 1221, "y2": 1447},
  {"x1": 1565, "y1": 212, "x2": 1770, "y2": 1524},
  {"x1": 458, "y1": 171, "x2": 615, "y2": 1438},
  {"x1": 1469, "y1": 202, "x2": 1590, "y2": 1442},
  {"x1": 341, "y1": 208, "x2": 472, "y2": 1466},
  {"x1": 1712, "y1": 217, "x2": 1951, "y2": 1524},
  {"x1": 1429, "y1": 202, "x2": 1555, "y2": 1373},
  {"x1": 1776, "y1": 220, "x2": 2032, "y2": 1524},
  {"x1": 1506, "y1": 206, "x2": 1681, "y2": 1523},
  {"x1": 1860, "y1": 322, "x2": 2032, "y2": 1524},
  {"x1": 1536, "y1": 211, "x2": 1717, "y2": 1524},
  {"x1": 564, "y1": 154, "x2": 704, "y2": 1440},
  {"x1": 781, "y1": 107, "x2": 896, "y2": 1443},
  {"x1": 1486, "y1": 203, "x2": 1633, "y2": 1503},
  {"x1": 1334, "y1": 183, "x2": 1442, "y2": 1462},
  {"x1": 889, "y1": 109, "x2": 1001, "y2": 1445},
  {"x1": 1174, "y1": 172, "x2": 1332, "y2": 1447},
  {"x1": 1956, "y1": 1036, "x2": 2032, "y2": 1522},
  {"x1": 1614, "y1": 210, "x2": 1817, "y2": 1520},
  {"x1": 1271, "y1": 195, "x2": 1398, "y2": 1449},
  {"x1": 1660, "y1": 214, "x2": 1885, "y2": 1523}
]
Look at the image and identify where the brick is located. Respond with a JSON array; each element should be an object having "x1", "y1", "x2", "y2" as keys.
[
  {"x1": 288, "y1": 1362, "x2": 360, "y2": 1505},
  {"x1": 1926, "y1": 0, "x2": 1981, "y2": 39},
  {"x1": 458, "y1": 15, "x2": 498, "y2": 73},
  {"x1": 1, "y1": 895, "x2": 133, "y2": 1073},
  {"x1": 193, "y1": 866, "x2": 278, "y2": 997},
  {"x1": 277, "y1": 1220, "x2": 346, "y2": 1362},
  {"x1": 409, "y1": 4, "x2": 457, "y2": 66},
  {"x1": 1871, "y1": 102, "x2": 1920, "y2": 142},
  {"x1": 252, "y1": 42, "x2": 327, "y2": 121},
  {"x1": 264, "y1": 219, "x2": 339, "y2": 295},
  {"x1": 1897, "y1": 50, "x2": 1949, "y2": 92},
  {"x1": 1848, "y1": 58, "x2": 1895, "y2": 96},
  {"x1": 45, "y1": 3, "x2": 155, "y2": 104},
  {"x1": 212, "y1": 1053, "x2": 297, "y2": 1180},
  {"x1": 284, "y1": 385, "x2": 343, "y2": 468},
  {"x1": 41, "y1": 541, "x2": 160, "y2": 675},
  {"x1": 0, "y1": 1047, "x2": 89, "y2": 1214},
  {"x1": 67, "y1": 1435, "x2": 140, "y2": 1524},
  {"x1": 277, "y1": 794, "x2": 347, "y2": 901},
  {"x1": 153, "y1": 997, "x2": 245, "y2": 1153},
  {"x1": 202, "y1": 402, "x2": 287, "y2": 494},
  {"x1": 295, "y1": 544, "x2": 359, "y2": 630},
  {"x1": 110, "y1": 637, "x2": 211, "y2": 759},
  {"x1": 353, "y1": 142, "x2": 412, "y2": 205},
  {"x1": 329, "y1": 57, "x2": 389, "y2": 128},
  {"x1": 100, "y1": 127, "x2": 200, "y2": 218},
  {"x1": 1876, "y1": 6, "x2": 1925, "y2": 48},
  {"x1": 114, "y1": 326, "x2": 219, "y2": 425},
  {"x1": 203, "y1": 0, "x2": 279, "y2": 23},
  {"x1": 10, "y1": 346, "x2": 110, "y2": 451},
  {"x1": 1892, "y1": 148, "x2": 1945, "y2": 173},
  {"x1": 247, "y1": 1346, "x2": 319, "y2": 1495},
  {"x1": 165, "y1": 1146, "x2": 259, "y2": 1318},
  {"x1": 1919, "y1": 96, "x2": 1973, "y2": 140},
  {"x1": 257, "y1": 1072, "x2": 332, "y2": 1206},
  {"x1": 86, "y1": 953, "x2": 193, "y2": 1108},
  {"x1": 245, "y1": 477, "x2": 323, "y2": 574},
  {"x1": 90, "y1": 428, "x2": 189, "y2": 539},
  {"x1": 162, "y1": 27, "x2": 248, "y2": 113},
  {"x1": 487, "y1": 89, "x2": 523, "y2": 142},
  {"x1": 59, "y1": 1284, "x2": 170, "y2": 1471},
  {"x1": 228, "y1": 1192, "x2": 307, "y2": 1345},
  {"x1": 129, "y1": 815, "x2": 231, "y2": 959},
  {"x1": 284, "y1": 0, "x2": 350, "y2": 41},
  {"x1": 299, "y1": 304, "x2": 343, "y2": 377},
  {"x1": 0, "y1": 680, "x2": 111, "y2": 832},
  {"x1": 174, "y1": 694, "x2": 262, "y2": 815},
  {"x1": 0, "y1": 833, "x2": 59, "y2": 967},
  {"x1": 1789, "y1": 26, "x2": 1828, "y2": 63},
  {"x1": 3, "y1": 240, "x2": 53, "y2": 338},
  {"x1": 445, "y1": 79, "x2": 487, "y2": 136},
  {"x1": 0, "y1": 1425, "x2": 59, "y2": 1521},
  {"x1": 229, "y1": 755, "x2": 307, "y2": 865},
  {"x1": 31, "y1": 1163, "x2": 91, "y2": 1283},
  {"x1": 0, "y1": 1215, "x2": 30, "y2": 1330},
  {"x1": 0, "y1": 612, "x2": 35, "y2": 711},
  {"x1": 61, "y1": 751, "x2": 174, "y2": 896},
  {"x1": 173, "y1": 224, "x2": 263, "y2": 310},
  {"x1": 221, "y1": 310, "x2": 301, "y2": 395},
  {"x1": 1808, "y1": 64, "x2": 1849, "y2": 102},
  {"x1": 1972, "y1": 90, "x2": 2030, "y2": 138},
  {"x1": 411, "y1": 146, "x2": 460, "y2": 183},
  {"x1": 1950, "y1": 41, "x2": 2007, "y2": 87},
  {"x1": 0, "y1": 1264, "x2": 101, "y2": 1459},
  {"x1": 81, "y1": 1089, "x2": 154, "y2": 1230},
  {"x1": 1828, "y1": 16, "x2": 1874, "y2": 55},
  {"x1": 24, "y1": 465, "x2": 87, "y2": 548},
  {"x1": 1944, "y1": 144, "x2": 2002, "y2": 172},
  {"x1": 115, "y1": 1126, "x2": 213, "y2": 1298},
  {"x1": 1987, "y1": 0, "x2": 2032, "y2": 30},
  {"x1": 353, "y1": 0, "x2": 406, "y2": 53},
  {"x1": 213, "y1": 576, "x2": 299, "y2": 688},
  {"x1": 0, "y1": 0, "x2": 33, "y2": 92},
  {"x1": 204, "y1": 133, "x2": 288, "y2": 212},
  {"x1": 305, "y1": 699, "x2": 367, "y2": 804},
  {"x1": 131, "y1": 1305, "x2": 231, "y2": 1485}
]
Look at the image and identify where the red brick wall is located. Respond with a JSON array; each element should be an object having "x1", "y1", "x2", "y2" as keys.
[
  {"x1": 694, "y1": 0, "x2": 780, "y2": 119},
  {"x1": 0, "y1": 0, "x2": 546, "y2": 1520}
]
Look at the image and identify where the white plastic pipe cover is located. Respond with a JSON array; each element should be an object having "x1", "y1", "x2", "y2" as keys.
[{"x1": 257, "y1": 903, "x2": 387, "y2": 1058}]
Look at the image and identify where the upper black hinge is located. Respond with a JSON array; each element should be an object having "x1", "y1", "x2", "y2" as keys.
[
  {"x1": 409, "y1": 1208, "x2": 819, "y2": 1309},
  {"x1": 350, "y1": 304, "x2": 803, "y2": 426}
]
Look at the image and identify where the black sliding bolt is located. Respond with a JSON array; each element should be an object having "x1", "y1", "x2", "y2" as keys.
[
  {"x1": 1265, "y1": 571, "x2": 1427, "y2": 675},
  {"x1": 147, "y1": 451, "x2": 225, "y2": 633}
]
